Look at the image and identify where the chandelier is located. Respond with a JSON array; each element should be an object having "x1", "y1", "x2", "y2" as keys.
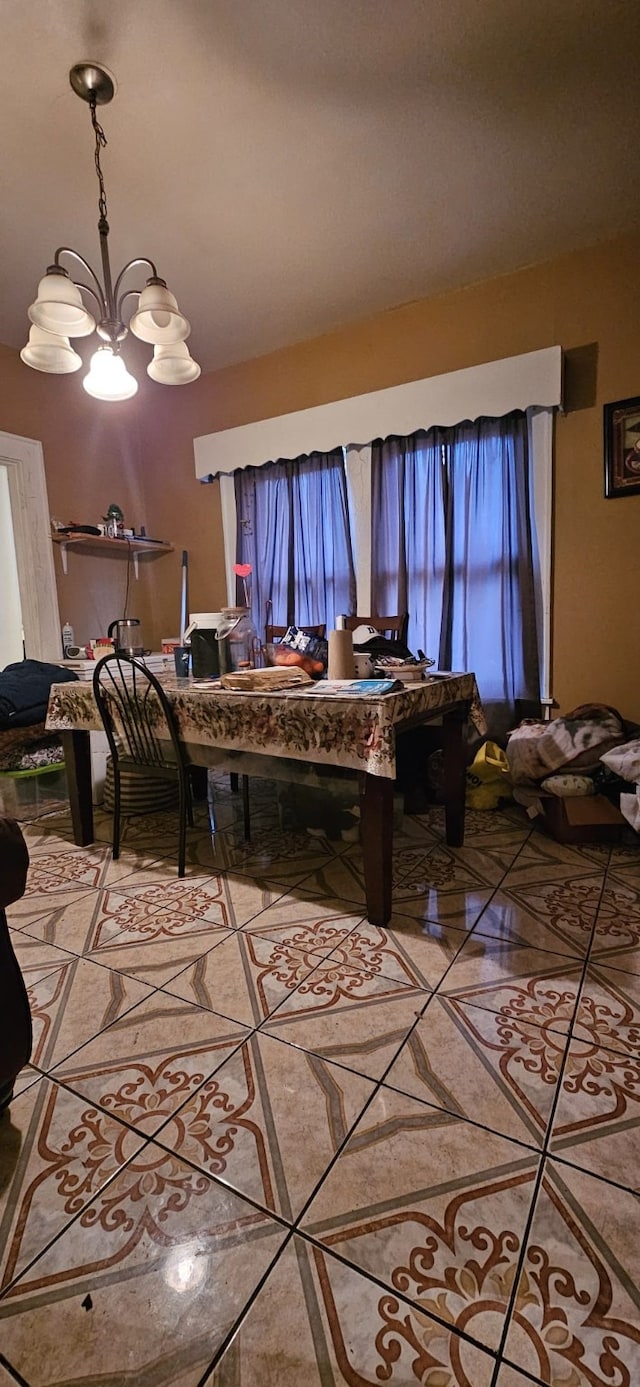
[{"x1": 20, "y1": 63, "x2": 200, "y2": 401}]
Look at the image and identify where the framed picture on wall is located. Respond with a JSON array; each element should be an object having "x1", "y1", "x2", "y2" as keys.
[{"x1": 603, "y1": 394, "x2": 640, "y2": 498}]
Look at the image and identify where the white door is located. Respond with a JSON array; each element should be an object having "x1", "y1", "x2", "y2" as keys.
[
  {"x1": 0, "y1": 432, "x2": 61, "y2": 664},
  {"x1": 0, "y1": 463, "x2": 24, "y2": 665}
]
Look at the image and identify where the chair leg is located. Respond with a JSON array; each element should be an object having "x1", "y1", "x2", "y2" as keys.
[
  {"x1": 112, "y1": 763, "x2": 121, "y2": 860},
  {"x1": 186, "y1": 779, "x2": 194, "y2": 828},
  {"x1": 177, "y1": 774, "x2": 187, "y2": 877},
  {"x1": 242, "y1": 775, "x2": 251, "y2": 841}
]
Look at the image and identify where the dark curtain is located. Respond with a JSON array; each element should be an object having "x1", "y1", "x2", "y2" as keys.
[
  {"x1": 235, "y1": 448, "x2": 356, "y2": 640},
  {"x1": 372, "y1": 413, "x2": 540, "y2": 733}
]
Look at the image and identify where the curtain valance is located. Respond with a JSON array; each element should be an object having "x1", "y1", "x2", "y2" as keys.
[{"x1": 194, "y1": 346, "x2": 562, "y2": 480}]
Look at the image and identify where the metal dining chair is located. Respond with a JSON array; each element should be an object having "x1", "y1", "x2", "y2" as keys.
[{"x1": 93, "y1": 653, "x2": 193, "y2": 877}]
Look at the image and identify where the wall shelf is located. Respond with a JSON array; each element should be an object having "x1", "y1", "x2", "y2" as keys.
[{"x1": 51, "y1": 533, "x2": 173, "y2": 580}]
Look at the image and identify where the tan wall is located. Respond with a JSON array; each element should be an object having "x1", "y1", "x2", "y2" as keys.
[
  {"x1": 0, "y1": 343, "x2": 154, "y2": 653},
  {"x1": 138, "y1": 230, "x2": 640, "y2": 720},
  {"x1": 3, "y1": 230, "x2": 639, "y2": 718}
]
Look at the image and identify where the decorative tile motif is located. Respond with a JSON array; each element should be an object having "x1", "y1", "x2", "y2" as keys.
[
  {"x1": 304, "y1": 1087, "x2": 540, "y2": 1353},
  {"x1": 395, "y1": 840, "x2": 521, "y2": 893},
  {"x1": 472, "y1": 891, "x2": 592, "y2": 959},
  {"x1": 550, "y1": 1036, "x2": 640, "y2": 1189},
  {"x1": 589, "y1": 878, "x2": 640, "y2": 967},
  {"x1": 85, "y1": 932, "x2": 233, "y2": 988},
  {"x1": 306, "y1": 914, "x2": 469, "y2": 995},
  {"x1": 241, "y1": 892, "x2": 363, "y2": 960},
  {"x1": 164, "y1": 932, "x2": 326, "y2": 1027},
  {"x1": 2, "y1": 801, "x2": 638, "y2": 1385},
  {"x1": 456, "y1": 807, "x2": 531, "y2": 842},
  {"x1": 52, "y1": 991, "x2": 249, "y2": 1137},
  {"x1": 8, "y1": 932, "x2": 75, "y2": 977},
  {"x1": 274, "y1": 951, "x2": 427, "y2": 1022},
  {"x1": 19, "y1": 954, "x2": 152, "y2": 1071},
  {"x1": 0, "y1": 1078, "x2": 145, "y2": 1291},
  {"x1": 294, "y1": 851, "x2": 371, "y2": 906},
  {"x1": 501, "y1": 837, "x2": 604, "y2": 884},
  {"x1": 208, "y1": 1234, "x2": 497, "y2": 1386},
  {"x1": 503, "y1": 1160, "x2": 640, "y2": 1386},
  {"x1": 607, "y1": 846, "x2": 640, "y2": 889},
  {"x1": 154, "y1": 1032, "x2": 374, "y2": 1220},
  {"x1": 495, "y1": 1367, "x2": 543, "y2": 1386},
  {"x1": 393, "y1": 881, "x2": 494, "y2": 933},
  {"x1": 213, "y1": 820, "x2": 343, "y2": 886},
  {"x1": 441, "y1": 942, "x2": 583, "y2": 1034},
  {"x1": 0, "y1": 1144, "x2": 287, "y2": 1385},
  {"x1": 7, "y1": 847, "x2": 107, "y2": 922},
  {"x1": 265, "y1": 991, "x2": 426, "y2": 1082},
  {"x1": 88, "y1": 876, "x2": 234, "y2": 944},
  {"x1": 14, "y1": 893, "x2": 102, "y2": 954},
  {"x1": 500, "y1": 874, "x2": 604, "y2": 954},
  {"x1": 384, "y1": 994, "x2": 561, "y2": 1146},
  {"x1": 573, "y1": 965, "x2": 640, "y2": 1060}
]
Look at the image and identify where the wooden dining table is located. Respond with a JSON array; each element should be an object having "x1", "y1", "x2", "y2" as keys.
[{"x1": 45, "y1": 671, "x2": 483, "y2": 927}]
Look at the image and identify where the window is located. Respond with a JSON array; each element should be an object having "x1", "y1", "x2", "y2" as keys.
[
  {"x1": 200, "y1": 348, "x2": 559, "y2": 709},
  {"x1": 371, "y1": 414, "x2": 540, "y2": 731},
  {"x1": 234, "y1": 449, "x2": 356, "y2": 637}
]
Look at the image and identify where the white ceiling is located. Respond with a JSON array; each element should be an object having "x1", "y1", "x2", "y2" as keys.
[{"x1": 2, "y1": 0, "x2": 640, "y2": 372}]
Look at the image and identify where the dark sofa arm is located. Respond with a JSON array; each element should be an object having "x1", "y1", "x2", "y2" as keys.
[
  {"x1": 0, "y1": 816, "x2": 29, "y2": 908},
  {"x1": 0, "y1": 816, "x2": 33, "y2": 1109}
]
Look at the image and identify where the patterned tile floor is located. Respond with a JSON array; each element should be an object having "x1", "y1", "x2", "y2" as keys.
[{"x1": 1, "y1": 776, "x2": 639, "y2": 1386}]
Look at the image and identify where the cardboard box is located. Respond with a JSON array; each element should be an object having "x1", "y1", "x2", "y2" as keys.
[{"x1": 537, "y1": 793, "x2": 626, "y2": 844}]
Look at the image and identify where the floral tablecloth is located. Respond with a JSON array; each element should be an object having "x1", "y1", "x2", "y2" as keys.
[{"x1": 46, "y1": 672, "x2": 483, "y2": 780}]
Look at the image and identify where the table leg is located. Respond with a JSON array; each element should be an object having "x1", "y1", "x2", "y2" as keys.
[
  {"x1": 360, "y1": 773, "x2": 394, "y2": 927},
  {"x1": 442, "y1": 707, "x2": 467, "y2": 846},
  {"x1": 189, "y1": 765, "x2": 208, "y2": 801},
  {"x1": 62, "y1": 730, "x2": 94, "y2": 846}
]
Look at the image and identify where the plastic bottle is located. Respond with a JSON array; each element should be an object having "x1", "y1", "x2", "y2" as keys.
[{"x1": 62, "y1": 622, "x2": 75, "y2": 657}]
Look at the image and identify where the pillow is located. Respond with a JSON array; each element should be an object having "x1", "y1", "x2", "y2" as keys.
[
  {"x1": 620, "y1": 790, "x2": 640, "y2": 833},
  {"x1": 540, "y1": 774, "x2": 595, "y2": 797},
  {"x1": 600, "y1": 737, "x2": 640, "y2": 783}
]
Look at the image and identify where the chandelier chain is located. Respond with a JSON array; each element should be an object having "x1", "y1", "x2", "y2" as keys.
[{"x1": 89, "y1": 96, "x2": 109, "y2": 229}]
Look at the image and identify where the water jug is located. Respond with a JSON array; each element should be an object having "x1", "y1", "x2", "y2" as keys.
[{"x1": 216, "y1": 608, "x2": 258, "y2": 674}]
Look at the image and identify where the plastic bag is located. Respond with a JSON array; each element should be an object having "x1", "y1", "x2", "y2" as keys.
[
  {"x1": 269, "y1": 625, "x2": 327, "y2": 677},
  {"x1": 466, "y1": 740, "x2": 511, "y2": 809}
]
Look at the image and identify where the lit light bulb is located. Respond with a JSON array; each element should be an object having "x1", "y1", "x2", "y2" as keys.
[{"x1": 82, "y1": 346, "x2": 138, "y2": 401}]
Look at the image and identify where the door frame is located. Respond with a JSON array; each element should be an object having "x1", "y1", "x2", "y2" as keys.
[{"x1": 0, "y1": 431, "x2": 61, "y2": 662}]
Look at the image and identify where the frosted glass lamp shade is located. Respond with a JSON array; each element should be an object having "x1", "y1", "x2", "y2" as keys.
[
  {"x1": 28, "y1": 270, "x2": 95, "y2": 337},
  {"x1": 83, "y1": 346, "x2": 138, "y2": 401},
  {"x1": 20, "y1": 325, "x2": 82, "y2": 374},
  {"x1": 129, "y1": 281, "x2": 190, "y2": 344},
  {"x1": 147, "y1": 341, "x2": 201, "y2": 385}
]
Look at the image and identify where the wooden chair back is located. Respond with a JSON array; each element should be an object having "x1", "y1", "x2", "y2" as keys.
[
  {"x1": 343, "y1": 615, "x2": 409, "y2": 643},
  {"x1": 265, "y1": 623, "x2": 326, "y2": 642}
]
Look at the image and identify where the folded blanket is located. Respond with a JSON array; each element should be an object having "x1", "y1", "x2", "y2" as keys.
[
  {"x1": 0, "y1": 661, "x2": 78, "y2": 730},
  {"x1": 506, "y1": 704, "x2": 625, "y2": 784}
]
